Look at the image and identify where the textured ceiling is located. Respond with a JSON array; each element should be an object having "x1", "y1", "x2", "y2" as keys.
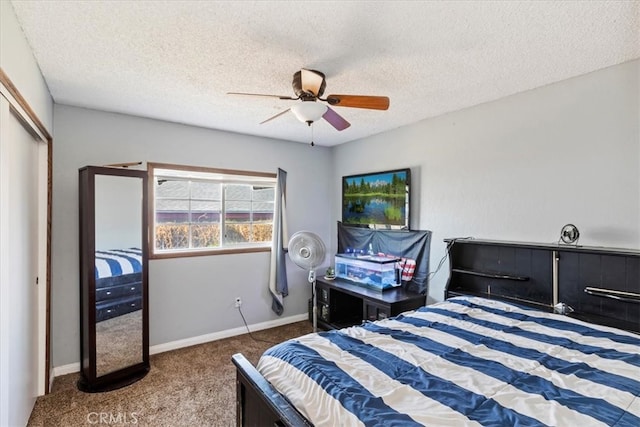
[{"x1": 10, "y1": 1, "x2": 640, "y2": 146}]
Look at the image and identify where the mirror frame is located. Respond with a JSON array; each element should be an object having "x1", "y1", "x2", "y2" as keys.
[{"x1": 78, "y1": 165, "x2": 149, "y2": 392}]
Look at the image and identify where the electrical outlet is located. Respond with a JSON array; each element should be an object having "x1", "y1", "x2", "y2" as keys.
[{"x1": 234, "y1": 297, "x2": 242, "y2": 308}]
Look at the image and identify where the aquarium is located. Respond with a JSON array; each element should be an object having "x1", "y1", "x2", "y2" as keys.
[{"x1": 334, "y1": 253, "x2": 401, "y2": 291}]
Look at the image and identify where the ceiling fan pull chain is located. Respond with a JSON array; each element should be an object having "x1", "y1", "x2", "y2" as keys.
[{"x1": 310, "y1": 123, "x2": 315, "y2": 147}]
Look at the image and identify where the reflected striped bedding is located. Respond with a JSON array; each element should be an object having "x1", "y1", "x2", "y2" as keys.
[
  {"x1": 95, "y1": 248, "x2": 142, "y2": 279},
  {"x1": 257, "y1": 296, "x2": 640, "y2": 426}
]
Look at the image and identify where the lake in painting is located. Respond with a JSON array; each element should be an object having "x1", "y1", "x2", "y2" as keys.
[{"x1": 342, "y1": 169, "x2": 409, "y2": 228}]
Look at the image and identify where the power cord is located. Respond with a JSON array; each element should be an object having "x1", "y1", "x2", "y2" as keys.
[
  {"x1": 237, "y1": 305, "x2": 279, "y2": 345},
  {"x1": 426, "y1": 251, "x2": 449, "y2": 281},
  {"x1": 426, "y1": 237, "x2": 472, "y2": 281}
]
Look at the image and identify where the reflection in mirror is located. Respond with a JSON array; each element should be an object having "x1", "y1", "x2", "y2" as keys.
[
  {"x1": 94, "y1": 175, "x2": 144, "y2": 377},
  {"x1": 78, "y1": 166, "x2": 149, "y2": 393}
]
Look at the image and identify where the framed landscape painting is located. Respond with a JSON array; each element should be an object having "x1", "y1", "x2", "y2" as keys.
[{"x1": 342, "y1": 168, "x2": 410, "y2": 230}]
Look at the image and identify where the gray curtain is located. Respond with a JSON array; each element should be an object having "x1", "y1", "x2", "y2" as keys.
[{"x1": 269, "y1": 168, "x2": 288, "y2": 315}]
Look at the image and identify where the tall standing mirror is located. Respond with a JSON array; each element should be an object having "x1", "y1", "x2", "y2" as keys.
[{"x1": 78, "y1": 166, "x2": 149, "y2": 392}]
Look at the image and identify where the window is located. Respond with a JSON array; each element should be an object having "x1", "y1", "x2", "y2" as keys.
[{"x1": 149, "y1": 163, "x2": 276, "y2": 258}]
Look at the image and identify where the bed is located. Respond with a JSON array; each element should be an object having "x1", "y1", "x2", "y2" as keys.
[
  {"x1": 233, "y1": 239, "x2": 640, "y2": 426},
  {"x1": 95, "y1": 248, "x2": 143, "y2": 322}
]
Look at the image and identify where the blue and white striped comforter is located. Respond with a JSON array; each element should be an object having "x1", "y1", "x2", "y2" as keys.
[
  {"x1": 257, "y1": 296, "x2": 640, "y2": 427},
  {"x1": 95, "y1": 248, "x2": 142, "y2": 279}
]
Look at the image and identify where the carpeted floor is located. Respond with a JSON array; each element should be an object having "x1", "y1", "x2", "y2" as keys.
[
  {"x1": 95, "y1": 310, "x2": 143, "y2": 377},
  {"x1": 28, "y1": 321, "x2": 313, "y2": 427}
]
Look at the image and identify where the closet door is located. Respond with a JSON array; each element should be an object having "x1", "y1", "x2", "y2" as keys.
[{"x1": 0, "y1": 97, "x2": 41, "y2": 426}]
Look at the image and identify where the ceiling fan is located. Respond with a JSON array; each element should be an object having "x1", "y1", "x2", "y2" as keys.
[{"x1": 228, "y1": 69, "x2": 390, "y2": 135}]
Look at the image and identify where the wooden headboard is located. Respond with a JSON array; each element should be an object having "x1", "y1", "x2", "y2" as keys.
[{"x1": 444, "y1": 238, "x2": 640, "y2": 334}]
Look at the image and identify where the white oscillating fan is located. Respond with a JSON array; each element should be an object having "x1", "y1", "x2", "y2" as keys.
[{"x1": 288, "y1": 231, "x2": 326, "y2": 331}]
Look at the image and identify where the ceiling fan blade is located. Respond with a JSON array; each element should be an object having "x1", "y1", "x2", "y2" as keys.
[
  {"x1": 325, "y1": 94, "x2": 390, "y2": 110},
  {"x1": 228, "y1": 92, "x2": 297, "y2": 100},
  {"x1": 260, "y1": 109, "x2": 291, "y2": 125},
  {"x1": 301, "y1": 69, "x2": 324, "y2": 96},
  {"x1": 322, "y1": 107, "x2": 351, "y2": 131}
]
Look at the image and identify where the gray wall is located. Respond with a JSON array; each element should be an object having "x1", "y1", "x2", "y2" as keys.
[
  {"x1": 333, "y1": 60, "x2": 640, "y2": 303},
  {"x1": 0, "y1": 1, "x2": 53, "y2": 132},
  {"x1": 95, "y1": 175, "x2": 142, "y2": 251},
  {"x1": 53, "y1": 60, "x2": 639, "y2": 368},
  {"x1": 52, "y1": 105, "x2": 333, "y2": 366}
]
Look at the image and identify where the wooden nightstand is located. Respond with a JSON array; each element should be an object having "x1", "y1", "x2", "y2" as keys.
[{"x1": 314, "y1": 276, "x2": 426, "y2": 329}]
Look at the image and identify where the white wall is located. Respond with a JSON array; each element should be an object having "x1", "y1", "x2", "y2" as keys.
[
  {"x1": 0, "y1": 0, "x2": 53, "y2": 419},
  {"x1": 0, "y1": 1, "x2": 53, "y2": 133},
  {"x1": 333, "y1": 60, "x2": 640, "y2": 303},
  {"x1": 52, "y1": 105, "x2": 333, "y2": 366}
]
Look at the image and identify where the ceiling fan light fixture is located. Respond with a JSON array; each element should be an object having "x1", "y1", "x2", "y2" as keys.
[{"x1": 291, "y1": 102, "x2": 327, "y2": 125}]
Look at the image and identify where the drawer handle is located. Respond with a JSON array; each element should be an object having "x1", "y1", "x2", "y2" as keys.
[{"x1": 106, "y1": 291, "x2": 111, "y2": 295}]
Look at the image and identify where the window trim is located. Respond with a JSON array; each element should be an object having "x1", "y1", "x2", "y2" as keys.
[{"x1": 148, "y1": 162, "x2": 276, "y2": 259}]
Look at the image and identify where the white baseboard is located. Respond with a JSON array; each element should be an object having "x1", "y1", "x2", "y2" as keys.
[
  {"x1": 52, "y1": 361, "x2": 80, "y2": 378},
  {"x1": 51, "y1": 313, "x2": 308, "y2": 379},
  {"x1": 150, "y1": 313, "x2": 307, "y2": 355},
  {"x1": 48, "y1": 366, "x2": 56, "y2": 393}
]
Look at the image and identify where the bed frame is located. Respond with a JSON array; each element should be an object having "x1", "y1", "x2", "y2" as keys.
[
  {"x1": 444, "y1": 239, "x2": 640, "y2": 332},
  {"x1": 96, "y1": 272, "x2": 143, "y2": 322},
  {"x1": 232, "y1": 238, "x2": 640, "y2": 426},
  {"x1": 94, "y1": 248, "x2": 143, "y2": 322}
]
